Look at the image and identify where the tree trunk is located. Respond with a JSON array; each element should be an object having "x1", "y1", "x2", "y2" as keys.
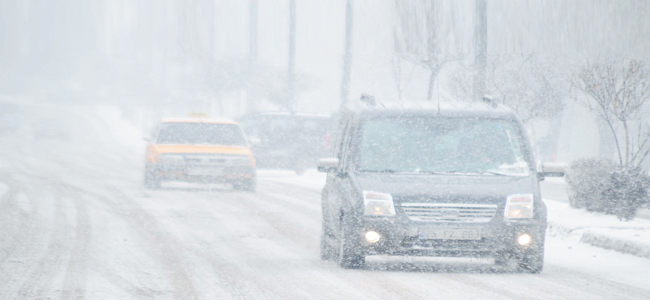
[
  {"x1": 426, "y1": 67, "x2": 439, "y2": 101},
  {"x1": 623, "y1": 121, "x2": 630, "y2": 167},
  {"x1": 596, "y1": 118, "x2": 618, "y2": 163}
]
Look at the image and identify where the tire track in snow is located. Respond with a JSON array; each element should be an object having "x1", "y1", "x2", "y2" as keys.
[{"x1": 72, "y1": 185, "x2": 201, "y2": 300}]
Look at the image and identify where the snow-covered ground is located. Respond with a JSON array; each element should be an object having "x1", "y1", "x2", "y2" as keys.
[
  {"x1": 1, "y1": 103, "x2": 650, "y2": 299},
  {"x1": 541, "y1": 177, "x2": 650, "y2": 259}
]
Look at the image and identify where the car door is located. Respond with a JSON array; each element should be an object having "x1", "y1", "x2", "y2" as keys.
[{"x1": 323, "y1": 115, "x2": 354, "y2": 235}]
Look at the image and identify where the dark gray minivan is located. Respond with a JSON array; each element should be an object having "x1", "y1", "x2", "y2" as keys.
[{"x1": 318, "y1": 101, "x2": 561, "y2": 272}]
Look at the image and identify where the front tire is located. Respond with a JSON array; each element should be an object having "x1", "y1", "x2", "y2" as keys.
[
  {"x1": 233, "y1": 177, "x2": 256, "y2": 192},
  {"x1": 517, "y1": 252, "x2": 544, "y2": 273},
  {"x1": 144, "y1": 165, "x2": 161, "y2": 189},
  {"x1": 338, "y1": 214, "x2": 365, "y2": 269}
]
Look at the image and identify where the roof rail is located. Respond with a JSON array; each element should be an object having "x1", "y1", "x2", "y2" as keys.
[
  {"x1": 360, "y1": 94, "x2": 376, "y2": 107},
  {"x1": 482, "y1": 95, "x2": 498, "y2": 108}
]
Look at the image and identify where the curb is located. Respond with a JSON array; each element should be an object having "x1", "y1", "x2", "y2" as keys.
[{"x1": 547, "y1": 221, "x2": 650, "y2": 259}]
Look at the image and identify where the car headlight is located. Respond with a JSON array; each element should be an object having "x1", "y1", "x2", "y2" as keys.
[
  {"x1": 159, "y1": 154, "x2": 185, "y2": 165},
  {"x1": 364, "y1": 191, "x2": 395, "y2": 216},
  {"x1": 504, "y1": 194, "x2": 534, "y2": 219}
]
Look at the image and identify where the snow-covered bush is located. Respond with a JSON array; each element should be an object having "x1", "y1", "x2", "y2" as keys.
[
  {"x1": 566, "y1": 158, "x2": 614, "y2": 210},
  {"x1": 566, "y1": 158, "x2": 650, "y2": 220},
  {"x1": 604, "y1": 168, "x2": 650, "y2": 220}
]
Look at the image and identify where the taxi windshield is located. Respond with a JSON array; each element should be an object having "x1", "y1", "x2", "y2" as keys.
[
  {"x1": 357, "y1": 117, "x2": 530, "y2": 175},
  {"x1": 156, "y1": 122, "x2": 247, "y2": 146}
]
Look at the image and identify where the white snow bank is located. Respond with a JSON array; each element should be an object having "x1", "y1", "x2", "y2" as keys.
[
  {"x1": 545, "y1": 199, "x2": 650, "y2": 259},
  {"x1": 257, "y1": 169, "x2": 327, "y2": 191}
]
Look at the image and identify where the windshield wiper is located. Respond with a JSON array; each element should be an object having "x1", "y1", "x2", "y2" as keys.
[
  {"x1": 479, "y1": 171, "x2": 508, "y2": 176},
  {"x1": 359, "y1": 169, "x2": 398, "y2": 173}
]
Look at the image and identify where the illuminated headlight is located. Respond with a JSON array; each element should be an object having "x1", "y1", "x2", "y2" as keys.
[
  {"x1": 504, "y1": 194, "x2": 534, "y2": 219},
  {"x1": 159, "y1": 154, "x2": 185, "y2": 165},
  {"x1": 517, "y1": 233, "x2": 533, "y2": 246},
  {"x1": 365, "y1": 231, "x2": 381, "y2": 243},
  {"x1": 363, "y1": 191, "x2": 395, "y2": 216}
]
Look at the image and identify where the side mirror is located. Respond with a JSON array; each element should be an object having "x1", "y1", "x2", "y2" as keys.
[
  {"x1": 538, "y1": 163, "x2": 565, "y2": 181},
  {"x1": 317, "y1": 158, "x2": 339, "y2": 173},
  {"x1": 248, "y1": 137, "x2": 262, "y2": 147}
]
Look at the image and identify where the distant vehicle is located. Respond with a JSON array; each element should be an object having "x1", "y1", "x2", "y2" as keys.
[
  {"x1": 144, "y1": 118, "x2": 256, "y2": 191},
  {"x1": 318, "y1": 100, "x2": 562, "y2": 272},
  {"x1": 237, "y1": 112, "x2": 330, "y2": 174}
]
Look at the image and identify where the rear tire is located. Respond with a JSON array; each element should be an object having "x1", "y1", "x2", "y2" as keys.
[
  {"x1": 320, "y1": 220, "x2": 336, "y2": 261},
  {"x1": 338, "y1": 214, "x2": 365, "y2": 269}
]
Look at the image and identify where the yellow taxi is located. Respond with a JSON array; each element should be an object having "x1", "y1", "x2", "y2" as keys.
[{"x1": 144, "y1": 117, "x2": 256, "y2": 191}]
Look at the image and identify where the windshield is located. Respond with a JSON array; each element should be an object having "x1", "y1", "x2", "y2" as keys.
[
  {"x1": 357, "y1": 117, "x2": 530, "y2": 175},
  {"x1": 156, "y1": 123, "x2": 247, "y2": 146}
]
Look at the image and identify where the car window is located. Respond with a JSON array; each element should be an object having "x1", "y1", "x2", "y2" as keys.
[
  {"x1": 356, "y1": 117, "x2": 530, "y2": 175},
  {"x1": 156, "y1": 123, "x2": 247, "y2": 146}
]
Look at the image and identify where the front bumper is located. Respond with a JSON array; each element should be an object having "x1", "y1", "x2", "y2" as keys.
[
  {"x1": 153, "y1": 164, "x2": 255, "y2": 182},
  {"x1": 358, "y1": 217, "x2": 546, "y2": 258}
]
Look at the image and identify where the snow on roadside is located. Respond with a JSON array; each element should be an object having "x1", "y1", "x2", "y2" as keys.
[
  {"x1": 545, "y1": 199, "x2": 650, "y2": 259},
  {"x1": 258, "y1": 169, "x2": 327, "y2": 191}
]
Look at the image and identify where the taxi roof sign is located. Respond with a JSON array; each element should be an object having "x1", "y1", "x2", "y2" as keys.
[{"x1": 188, "y1": 112, "x2": 210, "y2": 118}]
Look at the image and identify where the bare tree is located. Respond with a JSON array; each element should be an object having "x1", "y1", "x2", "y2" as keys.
[
  {"x1": 450, "y1": 53, "x2": 566, "y2": 124},
  {"x1": 572, "y1": 58, "x2": 650, "y2": 167},
  {"x1": 390, "y1": 55, "x2": 416, "y2": 101},
  {"x1": 394, "y1": 0, "x2": 466, "y2": 101}
]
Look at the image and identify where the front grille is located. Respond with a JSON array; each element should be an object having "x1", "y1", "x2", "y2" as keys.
[
  {"x1": 173, "y1": 153, "x2": 249, "y2": 166},
  {"x1": 400, "y1": 203, "x2": 498, "y2": 223}
]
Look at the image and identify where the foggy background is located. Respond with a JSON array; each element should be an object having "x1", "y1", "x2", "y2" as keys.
[{"x1": 1, "y1": 0, "x2": 649, "y2": 164}]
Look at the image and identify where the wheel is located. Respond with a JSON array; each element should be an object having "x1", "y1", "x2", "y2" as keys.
[
  {"x1": 233, "y1": 177, "x2": 256, "y2": 192},
  {"x1": 320, "y1": 220, "x2": 336, "y2": 261},
  {"x1": 144, "y1": 166, "x2": 161, "y2": 189},
  {"x1": 517, "y1": 252, "x2": 544, "y2": 273},
  {"x1": 494, "y1": 253, "x2": 511, "y2": 266},
  {"x1": 338, "y1": 213, "x2": 365, "y2": 269}
]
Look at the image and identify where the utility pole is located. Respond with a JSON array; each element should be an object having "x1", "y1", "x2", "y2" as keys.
[
  {"x1": 245, "y1": 0, "x2": 259, "y2": 114},
  {"x1": 249, "y1": 0, "x2": 258, "y2": 60},
  {"x1": 287, "y1": 0, "x2": 296, "y2": 112},
  {"x1": 474, "y1": 0, "x2": 487, "y2": 102},
  {"x1": 339, "y1": 0, "x2": 354, "y2": 109}
]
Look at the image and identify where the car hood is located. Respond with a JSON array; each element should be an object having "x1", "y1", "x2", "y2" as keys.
[{"x1": 354, "y1": 172, "x2": 537, "y2": 204}]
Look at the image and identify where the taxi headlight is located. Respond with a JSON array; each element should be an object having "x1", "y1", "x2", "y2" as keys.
[
  {"x1": 504, "y1": 194, "x2": 534, "y2": 219},
  {"x1": 364, "y1": 191, "x2": 395, "y2": 216},
  {"x1": 159, "y1": 154, "x2": 185, "y2": 165}
]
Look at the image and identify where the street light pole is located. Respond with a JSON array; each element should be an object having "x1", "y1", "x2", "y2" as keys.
[
  {"x1": 339, "y1": 0, "x2": 354, "y2": 110},
  {"x1": 287, "y1": 0, "x2": 296, "y2": 112},
  {"x1": 474, "y1": 0, "x2": 487, "y2": 102}
]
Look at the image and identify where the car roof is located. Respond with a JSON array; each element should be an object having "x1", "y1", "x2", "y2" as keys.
[
  {"x1": 239, "y1": 112, "x2": 330, "y2": 118},
  {"x1": 161, "y1": 118, "x2": 239, "y2": 125},
  {"x1": 344, "y1": 100, "x2": 520, "y2": 120}
]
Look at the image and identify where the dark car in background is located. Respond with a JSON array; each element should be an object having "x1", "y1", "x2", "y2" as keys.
[
  {"x1": 318, "y1": 101, "x2": 562, "y2": 272},
  {"x1": 237, "y1": 112, "x2": 330, "y2": 174}
]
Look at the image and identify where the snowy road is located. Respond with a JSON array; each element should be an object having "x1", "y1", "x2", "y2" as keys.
[
  {"x1": 2, "y1": 165, "x2": 650, "y2": 299},
  {"x1": 1, "y1": 107, "x2": 650, "y2": 299}
]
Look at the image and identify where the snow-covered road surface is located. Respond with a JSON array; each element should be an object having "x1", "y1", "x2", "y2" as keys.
[
  {"x1": 2, "y1": 167, "x2": 650, "y2": 299},
  {"x1": 1, "y1": 105, "x2": 650, "y2": 299}
]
